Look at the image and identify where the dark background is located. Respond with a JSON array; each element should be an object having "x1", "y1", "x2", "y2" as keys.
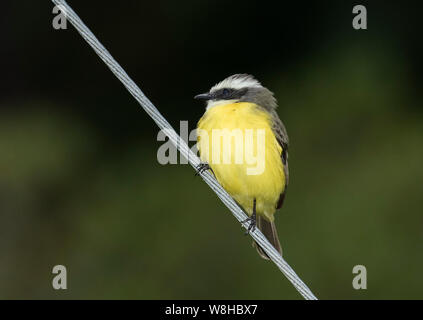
[{"x1": 0, "y1": 0, "x2": 422, "y2": 299}]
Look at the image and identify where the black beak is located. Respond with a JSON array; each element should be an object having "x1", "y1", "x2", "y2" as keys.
[{"x1": 194, "y1": 93, "x2": 212, "y2": 100}]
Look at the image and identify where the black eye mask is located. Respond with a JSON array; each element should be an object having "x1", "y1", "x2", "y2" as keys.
[{"x1": 212, "y1": 88, "x2": 248, "y2": 100}]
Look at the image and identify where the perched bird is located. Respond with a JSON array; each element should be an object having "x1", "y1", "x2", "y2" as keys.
[{"x1": 195, "y1": 74, "x2": 289, "y2": 260}]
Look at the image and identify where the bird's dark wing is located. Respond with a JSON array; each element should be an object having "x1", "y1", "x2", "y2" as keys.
[{"x1": 270, "y1": 112, "x2": 289, "y2": 209}]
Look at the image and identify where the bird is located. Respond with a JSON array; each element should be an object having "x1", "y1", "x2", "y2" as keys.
[{"x1": 194, "y1": 74, "x2": 289, "y2": 260}]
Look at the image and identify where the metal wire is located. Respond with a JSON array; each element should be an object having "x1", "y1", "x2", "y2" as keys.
[{"x1": 51, "y1": 0, "x2": 318, "y2": 300}]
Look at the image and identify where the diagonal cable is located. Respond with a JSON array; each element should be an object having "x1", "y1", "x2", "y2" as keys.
[{"x1": 51, "y1": 0, "x2": 318, "y2": 300}]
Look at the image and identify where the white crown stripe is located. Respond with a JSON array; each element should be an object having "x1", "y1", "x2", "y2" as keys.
[{"x1": 211, "y1": 74, "x2": 262, "y2": 92}]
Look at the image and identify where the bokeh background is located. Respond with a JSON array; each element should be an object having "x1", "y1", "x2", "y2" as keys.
[{"x1": 1, "y1": 0, "x2": 422, "y2": 299}]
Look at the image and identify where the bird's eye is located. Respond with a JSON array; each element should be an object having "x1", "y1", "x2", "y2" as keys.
[{"x1": 222, "y1": 88, "x2": 230, "y2": 97}]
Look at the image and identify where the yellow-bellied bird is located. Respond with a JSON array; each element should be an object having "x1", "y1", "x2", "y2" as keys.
[{"x1": 195, "y1": 74, "x2": 289, "y2": 260}]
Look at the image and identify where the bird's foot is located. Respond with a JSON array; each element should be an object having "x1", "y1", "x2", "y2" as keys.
[
  {"x1": 195, "y1": 163, "x2": 212, "y2": 176},
  {"x1": 242, "y1": 216, "x2": 256, "y2": 235}
]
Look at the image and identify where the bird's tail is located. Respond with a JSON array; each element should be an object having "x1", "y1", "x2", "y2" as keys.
[{"x1": 252, "y1": 216, "x2": 282, "y2": 260}]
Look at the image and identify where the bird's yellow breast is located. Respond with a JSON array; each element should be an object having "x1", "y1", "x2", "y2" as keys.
[{"x1": 197, "y1": 102, "x2": 285, "y2": 221}]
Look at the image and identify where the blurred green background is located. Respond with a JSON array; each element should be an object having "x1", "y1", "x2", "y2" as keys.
[{"x1": 1, "y1": 0, "x2": 422, "y2": 299}]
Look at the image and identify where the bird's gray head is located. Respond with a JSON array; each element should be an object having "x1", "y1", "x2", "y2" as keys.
[{"x1": 194, "y1": 74, "x2": 277, "y2": 110}]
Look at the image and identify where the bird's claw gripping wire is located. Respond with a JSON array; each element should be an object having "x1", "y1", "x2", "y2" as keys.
[
  {"x1": 242, "y1": 199, "x2": 257, "y2": 234},
  {"x1": 195, "y1": 163, "x2": 213, "y2": 176},
  {"x1": 242, "y1": 216, "x2": 257, "y2": 234}
]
